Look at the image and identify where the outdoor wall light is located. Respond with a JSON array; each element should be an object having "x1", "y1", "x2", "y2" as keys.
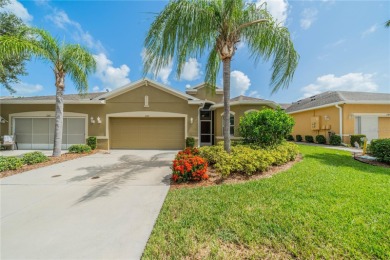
[
  {"x1": 324, "y1": 115, "x2": 330, "y2": 121},
  {"x1": 97, "y1": 117, "x2": 102, "y2": 124},
  {"x1": 190, "y1": 117, "x2": 193, "y2": 124},
  {"x1": 90, "y1": 116, "x2": 95, "y2": 124}
]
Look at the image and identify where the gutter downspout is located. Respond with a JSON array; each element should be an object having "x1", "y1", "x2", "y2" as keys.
[{"x1": 335, "y1": 104, "x2": 343, "y2": 140}]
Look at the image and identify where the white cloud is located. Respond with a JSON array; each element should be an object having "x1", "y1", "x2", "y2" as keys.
[
  {"x1": 93, "y1": 53, "x2": 131, "y2": 89},
  {"x1": 325, "y1": 39, "x2": 346, "y2": 48},
  {"x1": 230, "y1": 70, "x2": 251, "y2": 97},
  {"x1": 92, "y1": 86, "x2": 100, "y2": 92},
  {"x1": 248, "y1": 90, "x2": 261, "y2": 98},
  {"x1": 361, "y1": 24, "x2": 377, "y2": 38},
  {"x1": 46, "y1": 8, "x2": 105, "y2": 53},
  {"x1": 181, "y1": 58, "x2": 202, "y2": 81},
  {"x1": 12, "y1": 82, "x2": 43, "y2": 95},
  {"x1": 255, "y1": 0, "x2": 289, "y2": 25},
  {"x1": 141, "y1": 48, "x2": 173, "y2": 84},
  {"x1": 185, "y1": 84, "x2": 191, "y2": 89},
  {"x1": 300, "y1": 8, "x2": 318, "y2": 30},
  {"x1": 1, "y1": 0, "x2": 33, "y2": 23},
  {"x1": 301, "y1": 73, "x2": 378, "y2": 98}
]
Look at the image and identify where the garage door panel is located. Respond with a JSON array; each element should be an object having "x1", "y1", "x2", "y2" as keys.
[{"x1": 110, "y1": 118, "x2": 185, "y2": 149}]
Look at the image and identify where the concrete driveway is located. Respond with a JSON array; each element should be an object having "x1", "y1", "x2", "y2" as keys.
[{"x1": 0, "y1": 150, "x2": 175, "y2": 260}]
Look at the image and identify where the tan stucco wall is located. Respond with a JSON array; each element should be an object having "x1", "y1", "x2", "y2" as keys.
[
  {"x1": 187, "y1": 87, "x2": 223, "y2": 103},
  {"x1": 214, "y1": 105, "x2": 271, "y2": 140},
  {"x1": 290, "y1": 104, "x2": 390, "y2": 143},
  {"x1": 0, "y1": 82, "x2": 201, "y2": 150},
  {"x1": 290, "y1": 106, "x2": 340, "y2": 140}
]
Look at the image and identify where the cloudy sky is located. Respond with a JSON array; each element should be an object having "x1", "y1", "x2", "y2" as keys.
[{"x1": 0, "y1": 0, "x2": 389, "y2": 103}]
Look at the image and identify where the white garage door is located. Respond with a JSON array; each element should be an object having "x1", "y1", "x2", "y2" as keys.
[
  {"x1": 14, "y1": 118, "x2": 85, "y2": 149},
  {"x1": 354, "y1": 116, "x2": 378, "y2": 142}
]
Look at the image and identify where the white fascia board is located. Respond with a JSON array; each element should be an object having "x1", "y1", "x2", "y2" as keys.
[
  {"x1": 98, "y1": 78, "x2": 200, "y2": 102},
  {"x1": 0, "y1": 100, "x2": 106, "y2": 105},
  {"x1": 287, "y1": 101, "x2": 390, "y2": 114}
]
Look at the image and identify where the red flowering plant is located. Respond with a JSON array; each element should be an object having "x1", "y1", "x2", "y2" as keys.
[{"x1": 171, "y1": 148, "x2": 208, "y2": 183}]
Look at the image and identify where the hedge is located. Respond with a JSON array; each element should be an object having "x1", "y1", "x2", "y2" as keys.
[
  {"x1": 330, "y1": 135, "x2": 342, "y2": 146},
  {"x1": 87, "y1": 136, "x2": 97, "y2": 150},
  {"x1": 68, "y1": 144, "x2": 92, "y2": 153},
  {"x1": 305, "y1": 135, "x2": 314, "y2": 143},
  {"x1": 22, "y1": 151, "x2": 48, "y2": 165},
  {"x1": 0, "y1": 156, "x2": 24, "y2": 172},
  {"x1": 315, "y1": 135, "x2": 326, "y2": 144},
  {"x1": 369, "y1": 138, "x2": 390, "y2": 163},
  {"x1": 296, "y1": 135, "x2": 303, "y2": 142}
]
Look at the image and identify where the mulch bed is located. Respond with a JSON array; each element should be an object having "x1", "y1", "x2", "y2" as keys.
[
  {"x1": 353, "y1": 153, "x2": 390, "y2": 168},
  {"x1": 170, "y1": 155, "x2": 302, "y2": 190},
  {"x1": 0, "y1": 150, "x2": 100, "y2": 179}
]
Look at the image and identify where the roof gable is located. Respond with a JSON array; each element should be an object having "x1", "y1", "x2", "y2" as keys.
[{"x1": 97, "y1": 78, "x2": 200, "y2": 101}]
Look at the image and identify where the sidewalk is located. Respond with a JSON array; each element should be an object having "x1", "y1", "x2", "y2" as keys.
[{"x1": 295, "y1": 142, "x2": 362, "y2": 153}]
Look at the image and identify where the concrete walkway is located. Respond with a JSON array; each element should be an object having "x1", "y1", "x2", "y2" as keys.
[
  {"x1": 296, "y1": 142, "x2": 363, "y2": 153},
  {"x1": 0, "y1": 150, "x2": 175, "y2": 260}
]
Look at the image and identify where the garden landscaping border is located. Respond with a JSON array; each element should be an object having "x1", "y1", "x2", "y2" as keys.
[
  {"x1": 353, "y1": 153, "x2": 390, "y2": 168},
  {"x1": 170, "y1": 154, "x2": 302, "y2": 189},
  {"x1": 0, "y1": 150, "x2": 100, "y2": 178}
]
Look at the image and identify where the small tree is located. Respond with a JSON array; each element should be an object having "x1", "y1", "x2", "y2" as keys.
[{"x1": 239, "y1": 108, "x2": 295, "y2": 147}]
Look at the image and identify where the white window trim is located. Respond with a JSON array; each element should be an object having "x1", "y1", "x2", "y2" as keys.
[{"x1": 144, "y1": 95, "x2": 149, "y2": 107}]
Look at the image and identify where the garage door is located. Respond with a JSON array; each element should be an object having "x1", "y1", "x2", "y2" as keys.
[
  {"x1": 110, "y1": 118, "x2": 185, "y2": 149},
  {"x1": 14, "y1": 118, "x2": 86, "y2": 149}
]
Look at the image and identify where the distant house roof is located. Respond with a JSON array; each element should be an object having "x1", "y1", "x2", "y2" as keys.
[
  {"x1": 278, "y1": 103, "x2": 292, "y2": 109},
  {"x1": 286, "y1": 91, "x2": 390, "y2": 114},
  {"x1": 211, "y1": 95, "x2": 278, "y2": 109},
  {"x1": 0, "y1": 92, "x2": 105, "y2": 101}
]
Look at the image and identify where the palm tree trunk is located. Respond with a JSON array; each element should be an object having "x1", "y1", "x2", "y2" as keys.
[
  {"x1": 53, "y1": 79, "x2": 64, "y2": 157},
  {"x1": 223, "y1": 58, "x2": 231, "y2": 153}
]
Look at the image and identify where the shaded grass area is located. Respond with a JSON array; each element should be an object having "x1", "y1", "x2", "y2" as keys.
[{"x1": 143, "y1": 145, "x2": 390, "y2": 259}]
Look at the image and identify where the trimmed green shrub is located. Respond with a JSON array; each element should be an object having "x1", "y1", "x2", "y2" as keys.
[
  {"x1": 286, "y1": 135, "x2": 294, "y2": 141},
  {"x1": 369, "y1": 138, "x2": 390, "y2": 163},
  {"x1": 68, "y1": 144, "x2": 92, "y2": 154},
  {"x1": 87, "y1": 136, "x2": 97, "y2": 150},
  {"x1": 296, "y1": 135, "x2": 303, "y2": 142},
  {"x1": 22, "y1": 151, "x2": 48, "y2": 165},
  {"x1": 185, "y1": 137, "x2": 195, "y2": 148},
  {"x1": 315, "y1": 135, "x2": 326, "y2": 144},
  {"x1": 199, "y1": 142, "x2": 299, "y2": 177},
  {"x1": 305, "y1": 135, "x2": 314, "y2": 143},
  {"x1": 239, "y1": 108, "x2": 295, "y2": 147},
  {"x1": 330, "y1": 135, "x2": 342, "y2": 146},
  {"x1": 0, "y1": 156, "x2": 24, "y2": 172},
  {"x1": 350, "y1": 134, "x2": 366, "y2": 147}
]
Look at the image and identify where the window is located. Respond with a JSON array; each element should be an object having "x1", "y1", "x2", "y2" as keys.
[
  {"x1": 144, "y1": 95, "x2": 149, "y2": 107},
  {"x1": 222, "y1": 113, "x2": 235, "y2": 136}
]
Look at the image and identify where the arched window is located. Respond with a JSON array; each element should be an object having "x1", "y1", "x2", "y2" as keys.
[{"x1": 221, "y1": 112, "x2": 235, "y2": 136}]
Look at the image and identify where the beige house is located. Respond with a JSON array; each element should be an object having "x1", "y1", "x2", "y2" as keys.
[
  {"x1": 286, "y1": 91, "x2": 390, "y2": 143},
  {"x1": 0, "y1": 78, "x2": 278, "y2": 150}
]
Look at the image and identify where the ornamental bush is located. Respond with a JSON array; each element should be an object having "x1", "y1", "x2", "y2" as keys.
[
  {"x1": 68, "y1": 144, "x2": 92, "y2": 153},
  {"x1": 171, "y1": 148, "x2": 208, "y2": 183},
  {"x1": 369, "y1": 138, "x2": 390, "y2": 163},
  {"x1": 350, "y1": 134, "x2": 366, "y2": 147},
  {"x1": 185, "y1": 137, "x2": 195, "y2": 148},
  {"x1": 286, "y1": 135, "x2": 294, "y2": 141},
  {"x1": 22, "y1": 151, "x2": 48, "y2": 165},
  {"x1": 239, "y1": 108, "x2": 295, "y2": 147},
  {"x1": 0, "y1": 156, "x2": 24, "y2": 172},
  {"x1": 305, "y1": 135, "x2": 314, "y2": 143},
  {"x1": 199, "y1": 141, "x2": 299, "y2": 177},
  {"x1": 330, "y1": 134, "x2": 341, "y2": 146},
  {"x1": 315, "y1": 135, "x2": 326, "y2": 144},
  {"x1": 296, "y1": 135, "x2": 303, "y2": 142},
  {"x1": 87, "y1": 136, "x2": 97, "y2": 150}
]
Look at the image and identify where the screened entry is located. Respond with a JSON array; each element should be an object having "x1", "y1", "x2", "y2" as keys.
[{"x1": 13, "y1": 118, "x2": 86, "y2": 149}]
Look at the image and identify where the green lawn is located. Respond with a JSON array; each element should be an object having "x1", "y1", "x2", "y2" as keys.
[{"x1": 143, "y1": 145, "x2": 390, "y2": 259}]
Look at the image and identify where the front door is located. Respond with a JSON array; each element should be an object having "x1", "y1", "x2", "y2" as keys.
[{"x1": 200, "y1": 110, "x2": 213, "y2": 146}]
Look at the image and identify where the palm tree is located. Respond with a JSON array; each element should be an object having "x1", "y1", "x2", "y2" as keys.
[
  {"x1": 386, "y1": 20, "x2": 390, "y2": 27},
  {"x1": 143, "y1": 0, "x2": 298, "y2": 153},
  {"x1": 0, "y1": 28, "x2": 96, "y2": 156}
]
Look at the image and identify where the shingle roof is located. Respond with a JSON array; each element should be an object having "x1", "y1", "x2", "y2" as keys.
[
  {"x1": 0, "y1": 92, "x2": 105, "y2": 101},
  {"x1": 230, "y1": 95, "x2": 267, "y2": 102},
  {"x1": 286, "y1": 91, "x2": 390, "y2": 113},
  {"x1": 278, "y1": 103, "x2": 292, "y2": 109}
]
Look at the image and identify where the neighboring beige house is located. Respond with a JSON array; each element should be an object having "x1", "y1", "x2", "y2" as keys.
[
  {"x1": 0, "y1": 78, "x2": 278, "y2": 150},
  {"x1": 286, "y1": 91, "x2": 390, "y2": 143}
]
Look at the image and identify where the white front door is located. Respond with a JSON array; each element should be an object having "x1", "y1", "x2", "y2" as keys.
[{"x1": 355, "y1": 116, "x2": 378, "y2": 142}]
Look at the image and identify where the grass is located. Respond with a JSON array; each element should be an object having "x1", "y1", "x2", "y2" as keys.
[{"x1": 142, "y1": 145, "x2": 390, "y2": 259}]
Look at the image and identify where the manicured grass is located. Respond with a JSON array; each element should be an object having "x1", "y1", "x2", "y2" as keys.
[{"x1": 143, "y1": 145, "x2": 390, "y2": 259}]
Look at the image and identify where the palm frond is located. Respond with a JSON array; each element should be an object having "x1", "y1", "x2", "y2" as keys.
[
  {"x1": 204, "y1": 46, "x2": 221, "y2": 89},
  {"x1": 240, "y1": 4, "x2": 299, "y2": 93},
  {"x1": 143, "y1": 0, "x2": 219, "y2": 80},
  {"x1": 386, "y1": 20, "x2": 390, "y2": 27}
]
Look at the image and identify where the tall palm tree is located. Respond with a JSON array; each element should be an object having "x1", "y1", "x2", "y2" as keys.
[
  {"x1": 0, "y1": 28, "x2": 96, "y2": 156},
  {"x1": 143, "y1": 0, "x2": 298, "y2": 153}
]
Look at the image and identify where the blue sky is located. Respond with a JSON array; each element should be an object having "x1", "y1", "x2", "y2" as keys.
[{"x1": 1, "y1": 0, "x2": 389, "y2": 103}]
